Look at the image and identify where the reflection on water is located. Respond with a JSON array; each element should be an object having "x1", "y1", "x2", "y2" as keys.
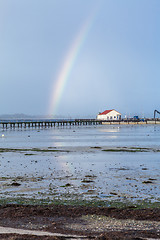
[
  {"x1": 0, "y1": 124, "x2": 160, "y2": 202},
  {"x1": 99, "y1": 126, "x2": 120, "y2": 133}
]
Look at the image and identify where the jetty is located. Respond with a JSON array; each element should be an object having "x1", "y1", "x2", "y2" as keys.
[
  {"x1": 0, "y1": 119, "x2": 100, "y2": 129},
  {"x1": 0, "y1": 118, "x2": 160, "y2": 129}
]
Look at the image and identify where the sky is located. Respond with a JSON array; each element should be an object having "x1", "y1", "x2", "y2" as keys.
[{"x1": 0, "y1": 0, "x2": 160, "y2": 118}]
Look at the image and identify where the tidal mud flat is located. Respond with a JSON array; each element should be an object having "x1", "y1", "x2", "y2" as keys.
[
  {"x1": 0, "y1": 125, "x2": 160, "y2": 239},
  {"x1": 0, "y1": 124, "x2": 159, "y2": 206}
]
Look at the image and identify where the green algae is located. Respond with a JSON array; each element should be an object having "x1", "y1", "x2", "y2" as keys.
[
  {"x1": 102, "y1": 147, "x2": 151, "y2": 152},
  {"x1": 0, "y1": 197, "x2": 159, "y2": 209},
  {"x1": 24, "y1": 153, "x2": 35, "y2": 156},
  {"x1": 142, "y1": 180, "x2": 154, "y2": 184},
  {"x1": 60, "y1": 183, "x2": 72, "y2": 187},
  {"x1": 81, "y1": 179, "x2": 94, "y2": 183},
  {"x1": 0, "y1": 147, "x2": 70, "y2": 153}
]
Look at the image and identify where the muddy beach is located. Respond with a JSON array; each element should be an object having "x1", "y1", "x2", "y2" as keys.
[
  {"x1": 0, "y1": 125, "x2": 159, "y2": 239},
  {"x1": 0, "y1": 204, "x2": 159, "y2": 239}
]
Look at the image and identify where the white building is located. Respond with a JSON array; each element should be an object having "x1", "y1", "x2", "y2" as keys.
[{"x1": 97, "y1": 109, "x2": 121, "y2": 120}]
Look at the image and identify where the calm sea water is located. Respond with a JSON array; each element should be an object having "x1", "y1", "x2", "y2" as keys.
[
  {"x1": 0, "y1": 124, "x2": 160, "y2": 203},
  {"x1": 1, "y1": 123, "x2": 160, "y2": 148}
]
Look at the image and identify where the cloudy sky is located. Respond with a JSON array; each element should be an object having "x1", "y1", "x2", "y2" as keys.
[{"x1": 0, "y1": 0, "x2": 159, "y2": 118}]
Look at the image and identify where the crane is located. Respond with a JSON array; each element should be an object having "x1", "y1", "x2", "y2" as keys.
[{"x1": 154, "y1": 110, "x2": 160, "y2": 119}]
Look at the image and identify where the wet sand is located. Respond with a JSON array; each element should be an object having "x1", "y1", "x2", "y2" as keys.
[{"x1": 0, "y1": 145, "x2": 160, "y2": 205}]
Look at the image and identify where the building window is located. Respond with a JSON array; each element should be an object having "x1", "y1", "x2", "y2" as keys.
[{"x1": 110, "y1": 116, "x2": 112, "y2": 120}]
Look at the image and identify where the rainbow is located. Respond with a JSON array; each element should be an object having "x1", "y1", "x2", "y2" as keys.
[{"x1": 48, "y1": 2, "x2": 101, "y2": 116}]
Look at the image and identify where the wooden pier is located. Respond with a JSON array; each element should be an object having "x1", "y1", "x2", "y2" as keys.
[
  {"x1": 0, "y1": 119, "x2": 102, "y2": 129},
  {"x1": 0, "y1": 119, "x2": 160, "y2": 129}
]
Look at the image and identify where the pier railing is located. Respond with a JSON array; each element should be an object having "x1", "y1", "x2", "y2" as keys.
[{"x1": 0, "y1": 118, "x2": 160, "y2": 129}]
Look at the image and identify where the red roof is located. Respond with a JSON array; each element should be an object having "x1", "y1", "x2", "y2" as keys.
[{"x1": 98, "y1": 110, "x2": 113, "y2": 115}]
